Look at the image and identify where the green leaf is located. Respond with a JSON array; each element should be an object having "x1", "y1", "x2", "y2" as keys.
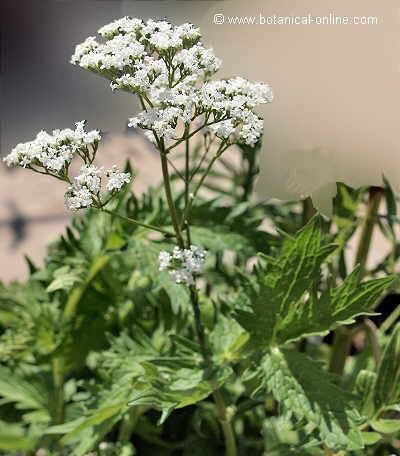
[
  {"x1": 46, "y1": 264, "x2": 86, "y2": 293},
  {"x1": 277, "y1": 269, "x2": 395, "y2": 344},
  {"x1": 190, "y1": 225, "x2": 253, "y2": 256},
  {"x1": 235, "y1": 216, "x2": 336, "y2": 349},
  {"x1": 361, "y1": 431, "x2": 382, "y2": 445},
  {"x1": 209, "y1": 315, "x2": 249, "y2": 365},
  {"x1": 370, "y1": 419, "x2": 400, "y2": 434},
  {"x1": 0, "y1": 367, "x2": 50, "y2": 415},
  {"x1": 373, "y1": 323, "x2": 400, "y2": 409},
  {"x1": 354, "y1": 369, "x2": 377, "y2": 418},
  {"x1": 0, "y1": 421, "x2": 34, "y2": 451},
  {"x1": 128, "y1": 360, "x2": 232, "y2": 425},
  {"x1": 259, "y1": 348, "x2": 364, "y2": 451},
  {"x1": 61, "y1": 403, "x2": 126, "y2": 443}
]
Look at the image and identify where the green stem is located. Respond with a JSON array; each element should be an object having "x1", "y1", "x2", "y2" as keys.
[
  {"x1": 52, "y1": 356, "x2": 65, "y2": 427},
  {"x1": 212, "y1": 389, "x2": 238, "y2": 456},
  {"x1": 328, "y1": 187, "x2": 383, "y2": 376},
  {"x1": 184, "y1": 131, "x2": 192, "y2": 246},
  {"x1": 354, "y1": 186, "x2": 384, "y2": 277},
  {"x1": 180, "y1": 143, "x2": 229, "y2": 230},
  {"x1": 328, "y1": 326, "x2": 352, "y2": 375},
  {"x1": 241, "y1": 145, "x2": 258, "y2": 202},
  {"x1": 381, "y1": 304, "x2": 400, "y2": 333},
  {"x1": 363, "y1": 319, "x2": 381, "y2": 366},
  {"x1": 158, "y1": 138, "x2": 237, "y2": 456},
  {"x1": 118, "y1": 408, "x2": 140, "y2": 442},
  {"x1": 102, "y1": 208, "x2": 175, "y2": 238},
  {"x1": 159, "y1": 146, "x2": 185, "y2": 249}
]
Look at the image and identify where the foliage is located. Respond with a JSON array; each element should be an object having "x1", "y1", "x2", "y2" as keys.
[{"x1": 1, "y1": 15, "x2": 400, "y2": 456}]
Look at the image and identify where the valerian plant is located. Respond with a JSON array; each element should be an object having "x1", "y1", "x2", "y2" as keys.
[{"x1": 1, "y1": 16, "x2": 400, "y2": 456}]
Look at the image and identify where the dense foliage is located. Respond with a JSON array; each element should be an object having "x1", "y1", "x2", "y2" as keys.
[{"x1": 1, "y1": 16, "x2": 400, "y2": 456}]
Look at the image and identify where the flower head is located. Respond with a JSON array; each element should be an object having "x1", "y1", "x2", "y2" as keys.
[
  {"x1": 158, "y1": 245, "x2": 207, "y2": 285},
  {"x1": 65, "y1": 165, "x2": 131, "y2": 211},
  {"x1": 3, "y1": 121, "x2": 100, "y2": 173}
]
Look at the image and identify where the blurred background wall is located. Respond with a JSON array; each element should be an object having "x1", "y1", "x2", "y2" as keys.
[{"x1": 1, "y1": 0, "x2": 399, "y2": 280}]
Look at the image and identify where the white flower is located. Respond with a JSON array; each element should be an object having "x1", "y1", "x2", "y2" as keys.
[
  {"x1": 65, "y1": 185, "x2": 93, "y2": 211},
  {"x1": 71, "y1": 17, "x2": 220, "y2": 95},
  {"x1": 106, "y1": 167, "x2": 131, "y2": 191},
  {"x1": 70, "y1": 36, "x2": 98, "y2": 65},
  {"x1": 64, "y1": 165, "x2": 131, "y2": 211},
  {"x1": 98, "y1": 16, "x2": 143, "y2": 38},
  {"x1": 3, "y1": 121, "x2": 100, "y2": 172},
  {"x1": 159, "y1": 251, "x2": 172, "y2": 270},
  {"x1": 159, "y1": 245, "x2": 207, "y2": 285}
]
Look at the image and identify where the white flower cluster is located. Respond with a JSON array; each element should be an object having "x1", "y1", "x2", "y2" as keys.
[
  {"x1": 128, "y1": 77, "x2": 272, "y2": 145},
  {"x1": 201, "y1": 77, "x2": 274, "y2": 146},
  {"x1": 71, "y1": 17, "x2": 273, "y2": 147},
  {"x1": 65, "y1": 165, "x2": 131, "y2": 211},
  {"x1": 159, "y1": 245, "x2": 207, "y2": 285},
  {"x1": 3, "y1": 121, "x2": 101, "y2": 172},
  {"x1": 71, "y1": 17, "x2": 219, "y2": 93},
  {"x1": 128, "y1": 84, "x2": 197, "y2": 140}
]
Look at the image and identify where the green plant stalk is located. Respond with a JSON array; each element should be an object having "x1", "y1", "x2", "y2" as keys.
[
  {"x1": 102, "y1": 208, "x2": 176, "y2": 238},
  {"x1": 212, "y1": 388, "x2": 238, "y2": 456},
  {"x1": 381, "y1": 304, "x2": 400, "y2": 333},
  {"x1": 180, "y1": 142, "x2": 229, "y2": 230},
  {"x1": 363, "y1": 319, "x2": 381, "y2": 366},
  {"x1": 184, "y1": 129, "x2": 192, "y2": 246},
  {"x1": 160, "y1": 140, "x2": 238, "y2": 456},
  {"x1": 329, "y1": 187, "x2": 383, "y2": 376},
  {"x1": 241, "y1": 145, "x2": 258, "y2": 202},
  {"x1": 328, "y1": 326, "x2": 352, "y2": 375},
  {"x1": 159, "y1": 143, "x2": 185, "y2": 249},
  {"x1": 52, "y1": 356, "x2": 65, "y2": 425},
  {"x1": 354, "y1": 186, "x2": 384, "y2": 277},
  {"x1": 118, "y1": 407, "x2": 142, "y2": 442}
]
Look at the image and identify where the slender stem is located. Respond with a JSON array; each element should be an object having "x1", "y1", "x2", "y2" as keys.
[
  {"x1": 52, "y1": 357, "x2": 65, "y2": 425},
  {"x1": 158, "y1": 136, "x2": 237, "y2": 456},
  {"x1": 165, "y1": 117, "x2": 229, "y2": 153},
  {"x1": 102, "y1": 208, "x2": 175, "y2": 238},
  {"x1": 354, "y1": 186, "x2": 384, "y2": 278},
  {"x1": 328, "y1": 187, "x2": 383, "y2": 376},
  {"x1": 381, "y1": 304, "x2": 400, "y2": 333},
  {"x1": 363, "y1": 319, "x2": 381, "y2": 366},
  {"x1": 159, "y1": 146, "x2": 185, "y2": 248},
  {"x1": 241, "y1": 145, "x2": 258, "y2": 202},
  {"x1": 184, "y1": 131, "x2": 192, "y2": 246},
  {"x1": 212, "y1": 389, "x2": 238, "y2": 456},
  {"x1": 328, "y1": 326, "x2": 352, "y2": 376},
  {"x1": 180, "y1": 143, "x2": 229, "y2": 230},
  {"x1": 189, "y1": 285, "x2": 207, "y2": 356}
]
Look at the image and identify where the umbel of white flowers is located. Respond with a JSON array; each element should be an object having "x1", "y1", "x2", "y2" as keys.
[
  {"x1": 3, "y1": 120, "x2": 131, "y2": 211},
  {"x1": 159, "y1": 245, "x2": 207, "y2": 285},
  {"x1": 71, "y1": 16, "x2": 273, "y2": 146}
]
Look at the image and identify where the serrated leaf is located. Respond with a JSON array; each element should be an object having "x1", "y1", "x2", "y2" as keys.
[
  {"x1": 277, "y1": 269, "x2": 395, "y2": 344},
  {"x1": 260, "y1": 348, "x2": 364, "y2": 451},
  {"x1": 128, "y1": 361, "x2": 232, "y2": 425},
  {"x1": 373, "y1": 323, "x2": 400, "y2": 409},
  {"x1": 0, "y1": 367, "x2": 50, "y2": 414},
  {"x1": 235, "y1": 216, "x2": 336, "y2": 349}
]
